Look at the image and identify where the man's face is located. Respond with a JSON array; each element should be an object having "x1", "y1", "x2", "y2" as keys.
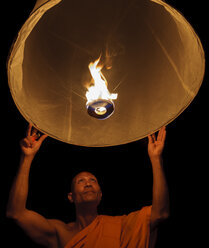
[{"x1": 68, "y1": 172, "x2": 102, "y2": 206}]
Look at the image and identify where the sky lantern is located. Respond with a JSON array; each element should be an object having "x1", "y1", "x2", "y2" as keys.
[{"x1": 7, "y1": 0, "x2": 205, "y2": 147}]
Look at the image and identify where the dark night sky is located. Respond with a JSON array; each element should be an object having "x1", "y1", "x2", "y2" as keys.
[{"x1": 1, "y1": 1, "x2": 208, "y2": 247}]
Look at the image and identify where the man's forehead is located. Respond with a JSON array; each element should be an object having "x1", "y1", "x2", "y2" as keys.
[
  {"x1": 74, "y1": 171, "x2": 97, "y2": 180},
  {"x1": 70, "y1": 171, "x2": 100, "y2": 192}
]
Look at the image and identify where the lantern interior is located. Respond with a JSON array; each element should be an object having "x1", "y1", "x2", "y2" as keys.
[{"x1": 8, "y1": 0, "x2": 205, "y2": 146}]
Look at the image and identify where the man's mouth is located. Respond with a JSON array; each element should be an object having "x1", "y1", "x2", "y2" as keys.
[{"x1": 83, "y1": 190, "x2": 95, "y2": 194}]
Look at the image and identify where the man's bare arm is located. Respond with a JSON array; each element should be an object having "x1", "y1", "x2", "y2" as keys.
[
  {"x1": 148, "y1": 127, "x2": 169, "y2": 231},
  {"x1": 6, "y1": 124, "x2": 57, "y2": 247}
]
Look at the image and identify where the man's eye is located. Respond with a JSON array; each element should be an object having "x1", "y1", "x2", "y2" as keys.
[
  {"x1": 77, "y1": 179, "x2": 84, "y2": 183},
  {"x1": 90, "y1": 178, "x2": 96, "y2": 182}
]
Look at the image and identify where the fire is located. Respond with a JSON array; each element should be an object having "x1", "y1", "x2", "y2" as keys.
[
  {"x1": 85, "y1": 56, "x2": 118, "y2": 119},
  {"x1": 86, "y1": 57, "x2": 118, "y2": 104}
]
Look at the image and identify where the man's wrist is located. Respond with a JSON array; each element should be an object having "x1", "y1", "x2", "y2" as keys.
[
  {"x1": 149, "y1": 155, "x2": 163, "y2": 165},
  {"x1": 20, "y1": 153, "x2": 35, "y2": 162}
]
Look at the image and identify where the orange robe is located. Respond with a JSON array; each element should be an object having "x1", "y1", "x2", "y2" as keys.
[{"x1": 64, "y1": 206, "x2": 151, "y2": 248}]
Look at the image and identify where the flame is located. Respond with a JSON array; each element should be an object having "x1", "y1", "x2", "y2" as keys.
[{"x1": 86, "y1": 57, "x2": 118, "y2": 104}]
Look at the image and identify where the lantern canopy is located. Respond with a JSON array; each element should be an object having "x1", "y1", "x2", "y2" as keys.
[{"x1": 7, "y1": 0, "x2": 205, "y2": 147}]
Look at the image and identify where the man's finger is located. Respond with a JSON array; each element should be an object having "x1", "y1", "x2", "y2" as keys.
[
  {"x1": 162, "y1": 127, "x2": 166, "y2": 143},
  {"x1": 31, "y1": 127, "x2": 38, "y2": 136},
  {"x1": 157, "y1": 126, "x2": 166, "y2": 141},
  {"x1": 21, "y1": 137, "x2": 32, "y2": 148},
  {"x1": 37, "y1": 134, "x2": 48, "y2": 144},
  {"x1": 26, "y1": 123, "x2": 33, "y2": 137},
  {"x1": 148, "y1": 135, "x2": 153, "y2": 143}
]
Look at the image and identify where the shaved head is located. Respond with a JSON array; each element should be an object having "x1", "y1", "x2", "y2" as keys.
[{"x1": 70, "y1": 171, "x2": 98, "y2": 193}]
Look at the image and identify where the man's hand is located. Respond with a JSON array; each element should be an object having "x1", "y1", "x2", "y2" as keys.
[
  {"x1": 20, "y1": 123, "x2": 48, "y2": 157},
  {"x1": 148, "y1": 126, "x2": 166, "y2": 159}
]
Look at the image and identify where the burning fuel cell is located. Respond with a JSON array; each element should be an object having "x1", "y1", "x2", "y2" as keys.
[
  {"x1": 86, "y1": 57, "x2": 118, "y2": 120},
  {"x1": 87, "y1": 99, "x2": 115, "y2": 120}
]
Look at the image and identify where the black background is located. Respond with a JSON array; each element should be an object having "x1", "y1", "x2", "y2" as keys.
[{"x1": 1, "y1": 1, "x2": 208, "y2": 247}]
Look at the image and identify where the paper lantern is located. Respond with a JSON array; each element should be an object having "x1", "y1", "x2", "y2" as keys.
[{"x1": 7, "y1": 0, "x2": 205, "y2": 147}]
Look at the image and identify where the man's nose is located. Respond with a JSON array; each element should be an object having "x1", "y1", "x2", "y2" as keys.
[{"x1": 85, "y1": 180, "x2": 92, "y2": 187}]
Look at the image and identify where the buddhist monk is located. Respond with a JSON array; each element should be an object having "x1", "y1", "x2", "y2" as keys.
[{"x1": 6, "y1": 123, "x2": 169, "y2": 248}]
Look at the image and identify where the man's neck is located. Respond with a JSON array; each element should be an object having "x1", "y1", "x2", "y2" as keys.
[{"x1": 75, "y1": 203, "x2": 98, "y2": 231}]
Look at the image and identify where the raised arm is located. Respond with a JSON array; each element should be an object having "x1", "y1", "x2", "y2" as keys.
[
  {"x1": 148, "y1": 126, "x2": 169, "y2": 232},
  {"x1": 6, "y1": 124, "x2": 58, "y2": 247}
]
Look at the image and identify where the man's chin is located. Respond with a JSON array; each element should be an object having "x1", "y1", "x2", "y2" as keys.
[
  {"x1": 84, "y1": 195, "x2": 98, "y2": 202},
  {"x1": 81, "y1": 196, "x2": 100, "y2": 205}
]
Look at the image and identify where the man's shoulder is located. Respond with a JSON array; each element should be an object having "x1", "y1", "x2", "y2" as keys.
[{"x1": 99, "y1": 206, "x2": 152, "y2": 224}]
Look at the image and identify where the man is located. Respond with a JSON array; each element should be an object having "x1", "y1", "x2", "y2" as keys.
[{"x1": 6, "y1": 123, "x2": 169, "y2": 248}]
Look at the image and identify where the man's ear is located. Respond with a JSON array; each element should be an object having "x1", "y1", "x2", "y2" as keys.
[
  {"x1": 99, "y1": 190, "x2": 102, "y2": 201},
  {"x1": 68, "y1": 192, "x2": 74, "y2": 203}
]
